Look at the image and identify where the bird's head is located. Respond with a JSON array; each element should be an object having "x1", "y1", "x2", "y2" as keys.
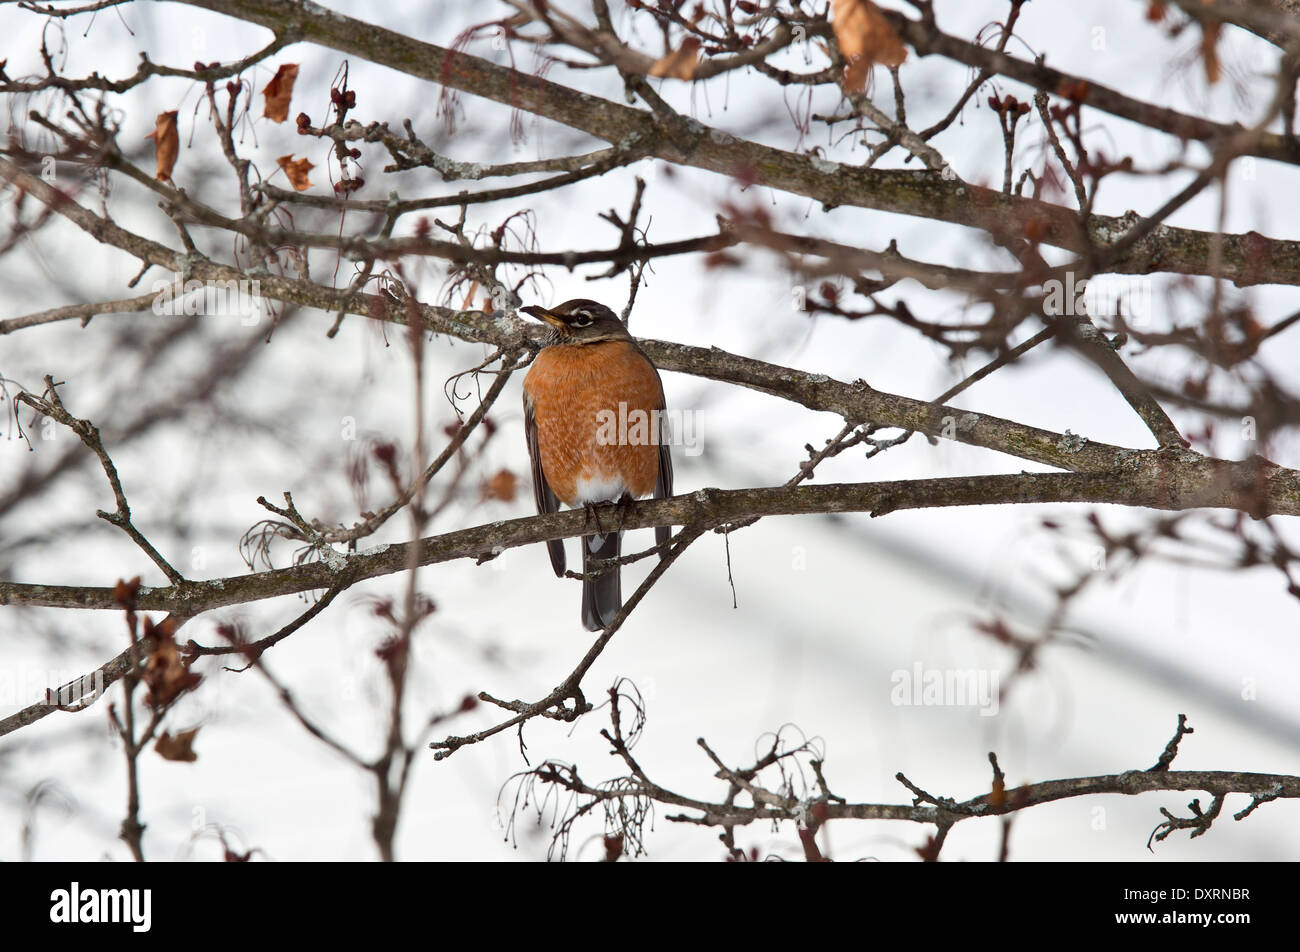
[{"x1": 520, "y1": 299, "x2": 629, "y2": 344}]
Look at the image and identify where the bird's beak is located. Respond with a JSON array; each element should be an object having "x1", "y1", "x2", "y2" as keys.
[{"x1": 521, "y1": 305, "x2": 567, "y2": 330}]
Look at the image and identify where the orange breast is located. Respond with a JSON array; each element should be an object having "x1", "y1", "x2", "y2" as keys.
[{"x1": 524, "y1": 340, "x2": 665, "y2": 506}]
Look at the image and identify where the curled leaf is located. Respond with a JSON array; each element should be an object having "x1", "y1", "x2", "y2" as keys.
[
  {"x1": 482, "y1": 468, "x2": 518, "y2": 503},
  {"x1": 145, "y1": 111, "x2": 179, "y2": 182},
  {"x1": 462, "y1": 278, "x2": 480, "y2": 311},
  {"x1": 155, "y1": 727, "x2": 200, "y2": 763},
  {"x1": 113, "y1": 576, "x2": 142, "y2": 610},
  {"x1": 832, "y1": 0, "x2": 907, "y2": 93},
  {"x1": 142, "y1": 616, "x2": 201, "y2": 710},
  {"x1": 276, "y1": 154, "x2": 315, "y2": 191},
  {"x1": 262, "y1": 63, "x2": 299, "y2": 122},
  {"x1": 1056, "y1": 78, "x2": 1090, "y2": 103},
  {"x1": 649, "y1": 36, "x2": 702, "y2": 80}
]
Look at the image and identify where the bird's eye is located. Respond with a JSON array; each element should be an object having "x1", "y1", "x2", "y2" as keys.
[{"x1": 572, "y1": 310, "x2": 593, "y2": 327}]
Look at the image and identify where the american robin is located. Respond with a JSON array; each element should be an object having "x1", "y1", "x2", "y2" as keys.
[{"x1": 521, "y1": 299, "x2": 674, "y2": 631}]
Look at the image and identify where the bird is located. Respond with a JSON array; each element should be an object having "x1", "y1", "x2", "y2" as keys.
[{"x1": 521, "y1": 299, "x2": 673, "y2": 631}]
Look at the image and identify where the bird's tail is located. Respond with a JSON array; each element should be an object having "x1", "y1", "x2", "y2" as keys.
[{"x1": 581, "y1": 530, "x2": 622, "y2": 632}]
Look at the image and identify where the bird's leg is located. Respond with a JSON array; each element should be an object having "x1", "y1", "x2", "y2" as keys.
[
  {"x1": 582, "y1": 500, "x2": 606, "y2": 536},
  {"x1": 615, "y1": 493, "x2": 636, "y2": 530}
]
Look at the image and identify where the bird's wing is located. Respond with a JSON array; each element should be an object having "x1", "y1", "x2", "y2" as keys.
[{"x1": 524, "y1": 391, "x2": 566, "y2": 577}]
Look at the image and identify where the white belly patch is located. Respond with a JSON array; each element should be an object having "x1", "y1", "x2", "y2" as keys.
[{"x1": 570, "y1": 473, "x2": 629, "y2": 505}]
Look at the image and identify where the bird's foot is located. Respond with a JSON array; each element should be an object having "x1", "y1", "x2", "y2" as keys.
[
  {"x1": 582, "y1": 500, "x2": 607, "y2": 535},
  {"x1": 615, "y1": 493, "x2": 636, "y2": 531}
]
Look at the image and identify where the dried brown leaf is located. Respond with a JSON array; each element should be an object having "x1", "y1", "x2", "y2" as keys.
[
  {"x1": 113, "y1": 576, "x2": 142, "y2": 610},
  {"x1": 482, "y1": 468, "x2": 519, "y2": 503},
  {"x1": 832, "y1": 0, "x2": 907, "y2": 92},
  {"x1": 262, "y1": 63, "x2": 299, "y2": 123},
  {"x1": 155, "y1": 727, "x2": 200, "y2": 763},
  {"x1": 276, "y1": 154, "x2": 315, "y2": 191},
  {"x1": 145, "y1": 111, "x2": 179, "y2": 182},
  {"x1": 143, "y1": 616, "x2": 201, "y2": 710},
  {"x1": 462, "y1": 278, "x2": 480, "y2": 311},
  {"x1": 649, "y1": 36, "x2": 702, "y2": 80}
]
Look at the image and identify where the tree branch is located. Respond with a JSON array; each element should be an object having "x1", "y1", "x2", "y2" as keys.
[
  {"x1": 2, "y1": 463, "x2": 1296, "y2": 620},
  {"x1": 166, "y1": 0, "x2": 1300, "y2": 286}
]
